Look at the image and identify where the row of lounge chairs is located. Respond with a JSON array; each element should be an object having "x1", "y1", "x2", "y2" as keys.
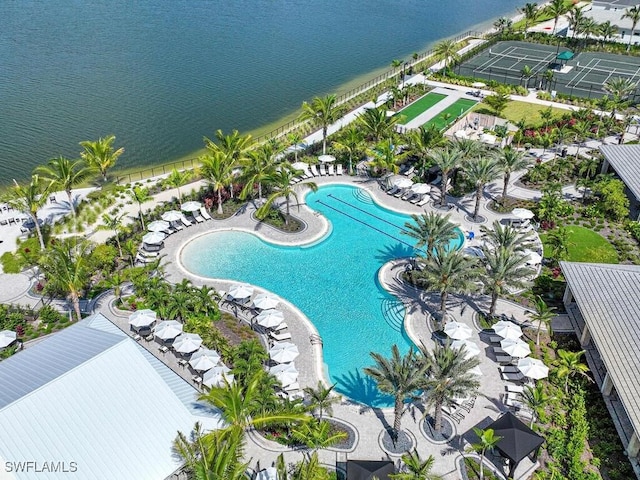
[
  {"x1": 291, "y1": 163, "x2": 344, "y2": 184},
  {"x1": 383, "y1": 184, "x2": 430, "y2": 207}
]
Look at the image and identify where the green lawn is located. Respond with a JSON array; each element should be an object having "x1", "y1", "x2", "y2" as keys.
[
  {"x1": 396, "y1": 93, "x2": 446, "y2": 124},
  {"x1": 499, "y1": 100, "x2": 567, "y2": 126},
  {"x1": 424, "y1": 98, "x2": 477, "y2": 131},
  {"x1": 540, "y1": 226, "x2": 619, "y2": 264}
]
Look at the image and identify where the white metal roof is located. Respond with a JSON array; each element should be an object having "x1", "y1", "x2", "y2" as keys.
[{"x1": 0, "y1": 314, "x2": 222, "y2": 480}]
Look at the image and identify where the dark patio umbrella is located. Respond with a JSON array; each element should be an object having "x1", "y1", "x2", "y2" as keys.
[
  {"x1": 346, "y1": 460, "x2": 394, "y2": 480},
  {"x1": 487, "y1": 412, "x2": 545, "y2": 477}
]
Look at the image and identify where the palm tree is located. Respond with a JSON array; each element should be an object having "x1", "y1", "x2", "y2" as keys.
[
  {"x1": 98, "y1": 213, "x2": 125, "y2": 258},
  {"x1": 205, "y1": 129, "x2": 253, "y2": 163},
  {"x1": 599, "y1": 21, "x2": 618, "y2": 44},
  {"x1": 299, "y1": 94, "x2": 342, "y2": 155},
  {"x1": 165, "y1": 168, "x2": 192, "y2": 207},
  {"x1": 358, "y1": 106, "x2": 399, "y2": 142},
  {"x1": 413, "y1": 247, "x2": 479, "y2": 319},
  {"x1": 521, "y1": 384, "x2": 553, "y2": 428},
  {"x1": 555, "y1": 349, "x2": 591, "y2": 393},
  {"x1": 402, "y1": 212, "x2": 457, "y2": 257},
  {"x1": 493, "y1": 17, "x2": 513, "y2": 35},
  {"x1": 363, "y1": 345, "x2": 426, "y2": 443},
  {"x1": 128, "y1": 186, "x2": 152, "y2": 230},
  {"x1": 495, "y1": 147, "x2": 530, "y2": 201},
  {"x1": 528, "y1": 295, "x2": 556, "y2": 346},
  {"x1": 429, "y1": 147, "x2": 464, "y2": 207},
  {"x1": 367, "y1": 138, "x2": 402, "y2": 174},
  {"x1": 34, "y1": 156, "x2": 94, "y2": 216},
  {"x1": 483, "y1": 88, "x2": 511, "y2": 116},
  {"x1": 434, "y1": 40, "x2": 460, "y2": 72},
  {"x1": 520, "y1": 3, "x2": 539, "y2": 38},
  {"x1": 545, "y1": 0, "x2": 567, "y2": 35},
  {"x1": 470, "y1": 428, "x2": 502, "y2": 480},
  {"x1": 623, "y1": 6, "x2": 640, "y2": 51},
  {"x1": 303, "y1": 382, "x2": 340, "y2": 421},
  {"x1": 333, "y1": 125, "x2": 364, "y2": 175},
  {"x1": 420, "y1": 344, "x2": 480, "y2": 433},
  {"x1": 390, "y1": 450, "x2": 443, "y2": 480},
  {"x1": 407, "y1": 124, "x2": 447, "y2": 178},
  {"x1": 463, "y1": 157, "x2": 501, "y2": 221},
  {"x1": 240, "y1": 141, "x2": 281, "y2": 201},
  {"x1": 480, "y1": 221, "x2": 533, "y2": 254},
  {"x1": 520, "y1": 65, "x2": 533, "y2": 89},
  {"x1": 543, "y1": 69, "x2": 555, "y2": 91},
  {"x1": 291, "y1": 419, "x2": 347, "y2": 453},
  {"x1": 39, "y1": 238, "x2": 92, "y2": 322},
  {"x1": 79, "y1": 135, "x2": 124, "y2": 183},
  {"x1": 482, "y1": 248, "x2": 532, "y2": 316},
  {"x1": 604, "y1": 77, "x2": 638, "y2": 116},
  {"x1": 547, "y1": 226, "x2": 572, "y2": 261},
  {"x1": 200, "y1": 150, "x2": 235, "y2": 214},
  {"x1": 567, "y1": 6, "x2": 585, "y2": 39},
  {"x1": 257, "y1": 164, "x2": 318, "y2": 225},
  {"x1": 4, "y1": 175, "x2": 53, "y2": 250},
  {"x1": 287, "y1": 132, "x2": 304, "y2": 162}
]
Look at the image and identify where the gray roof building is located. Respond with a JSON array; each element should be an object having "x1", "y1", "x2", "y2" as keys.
[{"x1": 600, "y1": 145, "x2": 640, "y2": 219}]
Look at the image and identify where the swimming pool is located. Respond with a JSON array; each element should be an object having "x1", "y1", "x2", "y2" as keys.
[{"x1": 180, "y1": 184, "x2": 464, "y2": 407}]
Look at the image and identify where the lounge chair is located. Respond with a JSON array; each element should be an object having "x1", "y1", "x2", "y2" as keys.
[
  {"x1": 336, "y1": 164, "x2": 343, "y2": 175},
  {"x1": 310, "y1": 165, "x2": 319, "y2": 176},
  {"x1": 139, "y1": 249, "x2": 159, "y2": 258},
  {"x1": 200, "y1": 207, "x2": 212, "y2": 220},
  {"x1": 416, "y1": 196, "x2": 430, "y2": 207},
  {"x1": 319, "y1": 164, "x2": 327, "y2": 176},
  {"x1": 393, "y1": 188, "x2": 405, "y2": 198},
  {"x1": 488, "y1": 335, "x2": 503, "y2": 344},
  {"x1": 269, "y1": 331, "x2": 292, "y2": 342},
  {"x1": 506, "y1": 384, "x2": 524, "y2": 393},
  {"x1": 181, "y1": 216, "x2": 193, "y2": 227},
  {"x1": 135, "y1": 254, "x2": 153, "y2": 265},
  {"x1": 409, "y1": 194, "x2": 423, "y2": 204},
  {"x1": 403, "y1": 166, "x2": 415, "y2": 177},
  {"x1": 501, "y1": 371, "x2": 524, "y2": 382},
  {"x1": 402, "y1": 191, "x2": 417, "y2": 201},
  {"x1": 170, "y1": 220, "x2": 184, "y2": 231},
  {"x1": 328, "y1": 164, "x2": 335, "y2": 175},
  {"x1": 499, "y1": 365, "x2": 519, "y2": 373},
  {"x1": 496, "y1": 355, "x2": 514, "y2": 365},
  {"x1": 193, "y1": 211, "x2": 205, "y2": 223},
  {"x1": 493, "y1": 346, "x2": 506, "y2": 356},
  {"x1": 273, "y1": 322, "x2": 288, "y2": 332},
  {"x1": 386, "y1": 186, "x2": 400, "y2": 196}
]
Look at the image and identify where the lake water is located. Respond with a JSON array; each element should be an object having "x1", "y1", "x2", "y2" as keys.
[{"x1": 0, "y1": 0, "x2": 523, "y2": 182}]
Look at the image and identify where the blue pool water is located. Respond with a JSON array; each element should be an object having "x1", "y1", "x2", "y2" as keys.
[{"x1": 181, "y1": 184, "x2": 464, "y2": 407}]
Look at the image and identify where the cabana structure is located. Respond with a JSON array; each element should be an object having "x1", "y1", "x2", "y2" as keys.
[{"x1": 346, "y1": 460, "x2": 395, "y2": 480}]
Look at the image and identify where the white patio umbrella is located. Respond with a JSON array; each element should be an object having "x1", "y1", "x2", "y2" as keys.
[
  {"x1": 0, "y1": 330, "x2": 17, "y2": 348},
  {"x1": 291, "y1": 161, "x2": 309, "y2": 170},
  {"x1": 493, "y1": 320, "x2": 523, "y2": 340},
  {"x1": 128, "y1": 309, "x2": 157, "y2": 329},
  {"x1": 147, "y1": 220, "x2": 170, "y2": 232},
  {"x1": 228, "y1": 283, "x2": 254, "y2": 300},
  {"x1": 154, "y1": 320, "x2": 183, "y2": 341},
  {"x1": 203, "y1": 370, "x2": 235, "y2": 388},
  {"x1": 512, "y1": 208, "x2": 535, "y2": 220},
  {"x1": 409, "y1": 183, "x2": 430, "y2": 195},
  {"x1": 142, "y1": 231, "x2": 166, "y2": 245},
  {"x1": 392, "y1": 177, "x2": 413, "y2": 189},
  {"x1": 256, "y1": 309, "x2": 285, "y2": 328},
  {"x1": 256, "y1": 467, "x2": 278, "y2": 480},
  {"x1": 181, "y1": 201, "x2": 202, "y2": 212},
  {"x1": 517, "y1": 357, "x2": 549, "y2": 380},
  {"x1": 189, "y1": 348, "x2": 221, "y2": 372},
  {"x1": 269, "y1": 363, "x2": 298, "y2": 387},
  {"x1": 500, "y1": 338, "x2": 531, "y2": 358},
  {"x1": 173, "y1": 333, "x2": 203, "y2": 354},
  {"x1": 318, "y1": 154, "x2": 336, "y2": 163},
  {"x1": 469, "y1": 365, "x2": 483, "y2": 376},
  {"x1": 525, "y1": 251, "x2": 543, "y2": 265},
  {"x1": 253, "y1": 293, "x2": 279, "y2": 310},
  {"x1": 269, "y1": 342, "x2": 299, "y2": 363},
  {"x1": 443, "y1": 321, "x2": 473, "y2": 340},
  {"x1": 162, "y1": 210, "x2": 183, "y2": 222},
  {"x1": 450, "y1": 339, "x2": 480, "y2": 357},
  {"x1": 471, "y1": 81, "x2": 486, "y2": 88}
]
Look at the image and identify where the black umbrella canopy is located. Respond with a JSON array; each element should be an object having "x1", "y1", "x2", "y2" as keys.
[
  {"x1": 347, "y1": 460, "x2": 395, "y2": 480},
  {"x1": 487, "y1": 412, "x2": 544, "y2": 464}
]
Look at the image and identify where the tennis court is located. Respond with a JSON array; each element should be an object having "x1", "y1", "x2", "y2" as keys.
[{"x1": 456, "y1": 40, "x2": 640, "y2": 100}]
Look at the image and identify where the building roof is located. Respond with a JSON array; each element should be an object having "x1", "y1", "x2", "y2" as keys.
[
  {"x1": 487, "y1": 412, "x2": 544, "y2": 463},
  {"x1": 561, "y1": 261, "x2": 640, "y2": 441},
  {"x1": 600, "y1": 145, "x2": 640, "y2": 201},
  {"x1": 0, "y1": 313, "x2": 222, "y2": 480},
  {"x1": 346, "y1": 460, "x2": 395, "y2": 480}
]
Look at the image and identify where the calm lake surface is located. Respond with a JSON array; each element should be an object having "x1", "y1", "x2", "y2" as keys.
[{"x1": 0, "y1": 0, "x2": 523, "y2": 182}]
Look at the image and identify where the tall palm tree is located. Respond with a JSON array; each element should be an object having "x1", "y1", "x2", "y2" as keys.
[
  {"x1": 390, "y1": 450, "x2": 443, "y2": 480},
  {"x1": 520, "y1": 65, "x2": 533, "y2": 89},
  {"x1": 547, "y1": 226, "x2": 572, "y2": 261},
  {"x1": 495, "y1": 147, "x2": 531, "y2": 201},
  {"x1": 39, "y1": 238, "x2": 92, "y2": 322},
  {"x1": 34, "y1": 156, "x2": 94, "y2": 216},
  {"x1": 429, "y1": 147, "x2": 464, "y2": 207},
  {"x1": 367, "y1": 138, "x2": 402, "y2": 174},
  {"x1": 291, "y1": 419, "x2": 347, "y2": 453},
  {"x1": 554, "y1": 349, "x2": 591, "y2": 393},
  {"x1": 453, "y1": 137, "x2": 485, "y2": 160},
  {"x1": 240, "y1": 141, "x2": 281, "y2": 201},
  {"x1": 4, "y1": 175, "x2": 52, "y2": 250},
  {"x1": 200, "y1": 150, "x2": 235, "y2": 214},
  {"x1": 623, "y1": 6, "x2": 640, "y2": 51},
  {"x1": 599, "y1": 21, "x2": 618, "y2": 44},
  {"x1": 482, "y1": 248, "x2": 532, "y2": 316},
  {"x1": 407, "y1": 124, "x2": 447, "y2": 178},
  {"x1": 303, "y1": 382, "x2": 340, "y2": 421},
  {"x1": 463, "y1": 157, "x2": 501, "y2": 221},
  {"x1": 79, "y1": 135, "x2": 124, "y2": 183},
  {"x1": 363, "y1": 345, "x2": 426, "y2": 443},
  {"x1": 545, "y1": 0, "x2": 567, "y2": 35},
  {"x1": 257, "y1": 164, "x2": 318, "y2": 225},
  {"x1": 402, "y1": 212, "x2": 458, "y2": 257},
  {"x1": 165, "y1": 168, "x2": 192, "y2": 207},
  {"x1": 480, "y1": 221, "x2": 533, "y2": 254},
  {"x1": 358, "y1": 106, "x2": 399, "y2": 143},
  {"x1": 299, "y1": 95, "x2": 342, "y2": 155},
  {"x1": 205, "y1": 129, "x2": 253, "y2": 164},
  {"x1": 434, "y1": 40, "x2": 460, "y2": 71},
  {"x1": 413, "y1": 247, "x2": 479, "y2": 319},
  {"x1": 519, "y1": 3, "x2": 539, "y2": 38},
  {"x1": 493, "y1": 17, "x2": 513, "y2": 35},
  {"x1": 287, "y1": 132, "x2": 304, "y2": 162},
  {"x1": 420, "y1": 344, "x2": 480, "y2": 433},
  {"x1": 128, "y1": 186, "x2": 152, "y2": 230},
  {"x1": 98, "y1": 213, "x2": 125, "y2": 258},
  {"x1": 567, "y1": 6, "x2": 585, "y2": 39},
  {"x1": 521, "y1": 384, "x2": 553, "y2": 428},
  {"x1": 528, "y1": 295, "x2": 556, "y2": 346},
  {"x1": 333, "y1": 125, "x2": 365, "y2": 175},
  {"x1": 604, "y1": 77, "x2": 638, "y2": 116},
  {"x1": 470, "y1": 428, "x2": 502, "y2": 480}
]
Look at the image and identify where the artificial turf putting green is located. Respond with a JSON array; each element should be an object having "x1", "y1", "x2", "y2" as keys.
[
  {"x1": 423, "y1": 98, "x2": 478, "y2": 131},
  {"x1": 396, "y1": 92, "x2": 447, "y2": 124},
  {"x1": 540, "y1": 225, "x2": 619, "y2": 264}
]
